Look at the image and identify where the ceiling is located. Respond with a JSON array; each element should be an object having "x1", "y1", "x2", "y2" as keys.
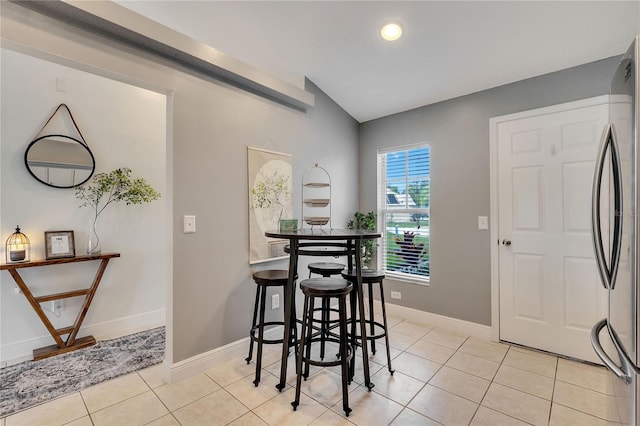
[{"x1": 116, "y1": 1, "x2": 640, "y2": 123}]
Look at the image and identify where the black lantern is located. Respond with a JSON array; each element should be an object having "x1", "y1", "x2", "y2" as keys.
[{"x1": 5, "y1": 226, "x2": 30, "y2": 263}]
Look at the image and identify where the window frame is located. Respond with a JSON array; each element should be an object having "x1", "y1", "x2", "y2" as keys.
[{"x1": 377, "y1": 143, "x2": 431, "y2": 285}]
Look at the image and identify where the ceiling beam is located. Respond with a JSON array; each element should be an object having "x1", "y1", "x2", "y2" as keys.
[{"x1": 14, "y1": 0, "x2": 315, "y2": 111}]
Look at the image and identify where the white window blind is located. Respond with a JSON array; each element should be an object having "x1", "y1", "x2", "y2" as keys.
[{"x1": 377, "y1": 144, "x2": 430, "y2": 283}]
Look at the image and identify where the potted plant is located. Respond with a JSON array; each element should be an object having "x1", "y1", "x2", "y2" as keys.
[
  {"x1": 75, "y1": 168, "x2": 160, "y2": 254},
  {"x1": 347, "y1": 211, "x2": 377, "y2": 267}
]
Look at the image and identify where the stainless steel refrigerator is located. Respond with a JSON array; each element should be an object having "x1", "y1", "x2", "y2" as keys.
[{"x1": 591, "y1": 35, "x2": 639, "y2": 426}]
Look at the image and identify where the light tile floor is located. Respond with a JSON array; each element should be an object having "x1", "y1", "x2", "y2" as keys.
[{"x1": 1, "y1": 311, "x2": 621, "y2": 426}]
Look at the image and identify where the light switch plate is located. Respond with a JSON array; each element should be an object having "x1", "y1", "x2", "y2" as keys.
[
  {"x1": 184, "y1": 215, "x2": 196, "y2": 233},
  {"x1": 478, "y1": 216, "x2": 489, "y2": 230},
  {"x1": 56, "y1": 77, "x2": 68, "y2": 93}
]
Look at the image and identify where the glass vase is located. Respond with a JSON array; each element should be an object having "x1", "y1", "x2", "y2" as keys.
[{"x1": 87, "y1": 217, "x2": 101, "y2": 255}]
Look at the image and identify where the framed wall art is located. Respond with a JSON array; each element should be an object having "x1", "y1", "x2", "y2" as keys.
[{"x1": 247, "y1": 146, "x2": 292, "y2": 264}]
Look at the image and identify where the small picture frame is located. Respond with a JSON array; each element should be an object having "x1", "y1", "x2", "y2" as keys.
[
  {"x1": 45, "y1": 231, "x2": 76, "y2": 259},
  {"x1": 279, "y1": 219, "x2": 298, "y2": 232}
]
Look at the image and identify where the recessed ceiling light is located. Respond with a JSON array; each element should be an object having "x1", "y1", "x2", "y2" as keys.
[{"x1": 380, "y1": 22, "x2": 403, "y2": 41}]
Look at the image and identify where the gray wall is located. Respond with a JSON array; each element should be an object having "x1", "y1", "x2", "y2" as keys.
[
  {"x1": 359, "y1": 56, "x2": 621, "y2": 326},
  {"x1": 1, "y1": 2, "x2": 359, "y2": 363},
  {"x1": 171, "y1": 76, "x2": 359, "y2": 361}
]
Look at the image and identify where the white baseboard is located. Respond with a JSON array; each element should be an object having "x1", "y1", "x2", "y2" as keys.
[
  {"x1": 165, "y1": 327, "x2": 282, "y2": 384},
  {"x1": 165, "y1": 305, "x2": 491, "y2": 384},
  {"x1": 381, "y1": 301, "x2": 492, "y2": 340},
  {"x1": 0, "y1": 309, "x2": 165, "y2": 364}
]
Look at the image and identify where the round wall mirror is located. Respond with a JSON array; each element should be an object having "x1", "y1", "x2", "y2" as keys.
[{"x1": 24, "y1": 134, "x2": 95, "y2": 188}]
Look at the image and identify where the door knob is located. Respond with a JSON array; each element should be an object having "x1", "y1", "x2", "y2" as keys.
[{"x1": 502, "y1": 239, "x2": 512, "y2": 246}]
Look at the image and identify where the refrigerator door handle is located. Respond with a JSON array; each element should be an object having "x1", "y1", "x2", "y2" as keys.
[
  {"x1": 590, "y1": 318, "x2": 632, "y2": 383},
  {"x1": 607, "y1": 317, "x2": 640, "y2": 375},
  {"x1": 607, "y1": 124, "x2": 623, "y2": 289},
  {"x1": 591, "y1": 124, "x2": 612, "y2": 289}
]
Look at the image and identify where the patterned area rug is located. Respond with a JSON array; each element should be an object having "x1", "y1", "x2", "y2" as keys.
[{"x1": 0, "y1": 326, "x2": 165, "y2": 417}]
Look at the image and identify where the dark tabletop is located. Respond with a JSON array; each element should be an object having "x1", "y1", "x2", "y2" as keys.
[{"x1": 265, "y1": 228, "x2": 381, "y2": 240}]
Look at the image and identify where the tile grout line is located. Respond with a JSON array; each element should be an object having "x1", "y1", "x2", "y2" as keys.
[
  {"x1": 144, "y1": 371, "x2": 186, "y2": 426},
  {"x1": 547, "y1": 354, "x2": 559, "y2": 425},
  {"x1": 389, "y1": 328, "x2": 467, "y2": 425},
  {"x1": 381, "y1": 319, "x2": 434, "y2": 425},
  {"x1": 458, "y1": 335, "x2": 497, "y2": 425},
  {"x1": 471, "y1": 345, "x2": 534, "y2": 426},
  {"x1": 151, "y1": 370, "x2": 228, "y2": 424},
  {"x1": 77, "y1": 390, "x2": 93, "y2": 426},
  {"x1": 500, "y1": 350, "x2": 621, "y2": 422}
]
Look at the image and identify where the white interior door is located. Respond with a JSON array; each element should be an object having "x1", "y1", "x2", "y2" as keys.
[{"x1": 496, "y1": 99, "x2": 609, "y2": 363}]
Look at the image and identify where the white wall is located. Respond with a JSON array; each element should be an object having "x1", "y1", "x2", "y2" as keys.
[{"x1": 0, "y1": 48, "x2": 168, "y2": 361}]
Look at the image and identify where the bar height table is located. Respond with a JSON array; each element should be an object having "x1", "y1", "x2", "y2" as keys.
[{"x1": 265, "y1": 228, "x2": 381, "y2": 391}]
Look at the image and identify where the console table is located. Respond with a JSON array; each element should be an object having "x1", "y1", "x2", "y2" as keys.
[{"x1": 0, "y1": 252, "x2": 120, "y2": 360}]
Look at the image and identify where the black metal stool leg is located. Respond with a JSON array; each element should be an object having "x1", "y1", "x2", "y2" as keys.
[
  {"x1": 290, "y1": 287, "x2": 298, "y2": 357},
  {"x1": 292, "y1": 294, "x2": 310, "y2": 411},
  {"x1": 254, "y1": 286, "x2": 267, "y2": 386},
  {"x1": 338, "y1": 295, "x2": 352, "y2": 417},
  {"x1": 379, "y1": 280, "x2": 394, "y2": 375},
  {"x1": 304, "y1": 297, "x2": 315, "y2": 379},
  {"x1": 348, "y1": 285, "x2": 358, "y2": 383},
  {"x1": 246, "y1": 286, "x2": 260, "y2": 364},
  {"x1": 367, "y1": 282, "x2": 376, "y2": 355},
  {"x1": 320, "y1": 297, "x2": 328, "y2": 359}
]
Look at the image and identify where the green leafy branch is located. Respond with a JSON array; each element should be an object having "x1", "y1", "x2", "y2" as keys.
[{"x1": 75, "y1": 168, "x2": 161, "y2": 222}]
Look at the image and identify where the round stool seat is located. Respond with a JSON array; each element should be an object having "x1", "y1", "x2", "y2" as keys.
[
  {"x1": 341, "y1": 269, "x2": 385, "y2": 282},
  {"x1": 252, "y1": 270, "x2": 289, "y2": 286},
  {"x1": 308, "y1": 262, "x2": 346, "y2": 277},
  {"x1": 300, "y1": 277, "x2": 352, "y2": 297}
]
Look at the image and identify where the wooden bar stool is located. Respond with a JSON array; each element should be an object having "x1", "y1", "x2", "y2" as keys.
[
  {"x1": 292, "y1": 277, "x2": 353, "y2": 417},
  {"x1": 307, "y1": 262, "x2": 345, "y2": 359},
  {"x1": 342, "y1": 269, "x2": 394, "y2": 375},
  {"x1": 307, "y1": 261, "x2": 345, "y2": 278},
  {"x1": 246, "y1": 269, "x2": 289, "y2": 386}
]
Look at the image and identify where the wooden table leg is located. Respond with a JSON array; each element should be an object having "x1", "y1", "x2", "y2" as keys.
[
  {"x1": 8, "y1": 269, "x2": 66, "y2": 349},
  {"x1": 7, "y1": 258, "x2": 114, "y2": 360},
  {"x1": 67, "y1": 258, "x2": 111, "y2": 345}
]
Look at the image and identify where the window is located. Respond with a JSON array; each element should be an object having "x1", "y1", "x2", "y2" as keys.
[{"x1": 377, "y1": 144, "x2": 430, "y2": 283}]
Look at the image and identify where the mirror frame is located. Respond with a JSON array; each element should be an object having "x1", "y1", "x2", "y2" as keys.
[{"x1": 24, "y1": 133, "x2": 96, "y2": 189}]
